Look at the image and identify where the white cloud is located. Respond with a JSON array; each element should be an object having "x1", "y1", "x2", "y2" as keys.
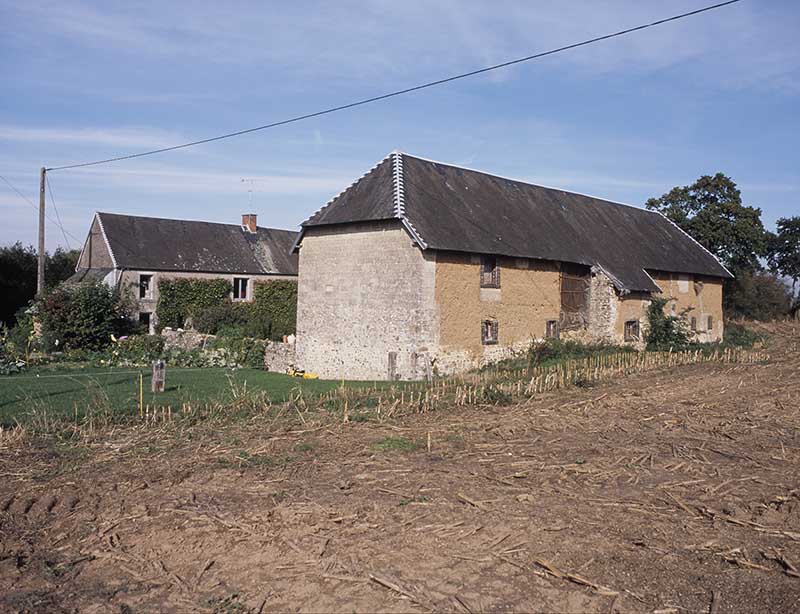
[
  {"x1": 0, "y1": 125, "x2": 183, "y2": 149},
  {"x1": 5, "y1": 1, "x2": 797, "y2": 92}
]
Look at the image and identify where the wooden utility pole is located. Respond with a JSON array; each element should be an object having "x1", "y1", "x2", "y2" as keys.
[{"x1": 37, "y1": 166, "x2": 46, "y2": 295}]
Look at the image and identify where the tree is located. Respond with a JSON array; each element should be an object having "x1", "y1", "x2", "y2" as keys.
[
  {"x1": 767, "y1": 216, "x2": 800, "y2": 298},
  {"x1": 0, "y1": 243, "x2": 37, "y2": 327},
  {"x1": 0, "y1": 243, "x2": 80, "y2": 327},
  {"x1": 646, "y1": 173, "x2": 767, "y2": 272},
  {"x1": 723, "y1": 270, "x2": 791, "y2": 321}
]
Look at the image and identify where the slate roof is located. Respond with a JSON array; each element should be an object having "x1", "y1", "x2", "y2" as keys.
[
  {"x1": 93, "y1": 212, "x2": 298, "y2": 275},
  {"x1": 64, "y1": 267, "x2": 113, "y2": 285},
  {"x1": 300, "y1": 152, "x2": 732, "y2": 293}
]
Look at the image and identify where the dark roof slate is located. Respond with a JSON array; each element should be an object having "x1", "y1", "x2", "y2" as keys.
[
  {"x1": 300, "y1": 152, "x2": 731, "y2": 292},
  {"x1": 64, "y1": 267, "x2": 113, "y2": 285},
  {"x1": 97, "y1": 212, "x2": 298, "y2": 275}
]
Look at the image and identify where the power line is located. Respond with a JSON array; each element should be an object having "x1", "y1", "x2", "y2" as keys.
[
  {"x1": 0, "y1": 173, "x2": 81, "y2": 245},
  {"x1": 47, "y1": 0, "x2": 742, "y2": 172},
  {"x1": 46, "y1": 175, "x2": 72, "y2": 250}
]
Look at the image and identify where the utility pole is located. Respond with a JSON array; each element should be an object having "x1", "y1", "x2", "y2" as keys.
[{"x1": 37, "y1": 166, "x2": 46, "y2": 295}]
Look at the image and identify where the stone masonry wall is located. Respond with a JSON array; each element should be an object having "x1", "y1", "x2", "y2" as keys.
[{"x1": 295, "y1": 221, "x2": 438, "y2": 381}]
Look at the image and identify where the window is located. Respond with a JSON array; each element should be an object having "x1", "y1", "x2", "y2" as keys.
[
  {"x1": 690, "y1": 316, "x2": 697, "y2": 332},
  {"x1": 480, "y1": 256, "x2": 500, "y2": 288},
  {"x1": 624, "y1": 320, "x2": 640, "y2": 342},
  {"x1": 138, "y1": 312, "x2": 152, "y2": 334},
  {"x1": 233, "y1": 277, "x2": 249, "y2": 300},
  {"x1": 707, "y1": 315, "x2": 713, "y2": 331},
  {"x1": 481, "y1": 319, "x2": 498, "y2": 345},
  {"x1": 546, "y1": 320, "x2": 559, "y2": 339},
  {"x1": 139, "y1": 274, "x2": 153, "y2": 299}
]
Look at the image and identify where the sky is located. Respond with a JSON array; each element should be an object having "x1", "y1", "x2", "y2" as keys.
[{"x1": 1, "y1": 0, "x2": 798, "y2": 252}]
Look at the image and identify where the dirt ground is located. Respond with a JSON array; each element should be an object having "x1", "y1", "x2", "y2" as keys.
[{"x1": 1, "y1": 323, "x2": 799, "y2": 613}]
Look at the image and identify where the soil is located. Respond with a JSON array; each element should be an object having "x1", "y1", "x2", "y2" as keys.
[{"x1": 1, "y1": 322, "x2": 799, "y2": 613}]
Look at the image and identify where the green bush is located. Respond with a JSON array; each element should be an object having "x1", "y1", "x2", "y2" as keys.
[
  {"x1": 193, "y1": 301, "x2": 244, "y2": 335},
  {"x1": 722, "y1": 322, "x2": 763, "y2": 348},
  {"x1": 37, "y1": 282, "x2": 131, "y2": 351},
  {"x1": 526, "y1": 338, "x2": 633, "y2": 367},
  {"x1": 112, "y1": 335, "x2": 166, "y2": 365},
  {"x1": 645, "y1": 297, "x2": 690, "y2": 351}
]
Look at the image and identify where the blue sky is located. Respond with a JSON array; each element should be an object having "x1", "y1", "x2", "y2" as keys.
[{"x1": 1, "y1": 0, "x2": 798, "y2": 252}]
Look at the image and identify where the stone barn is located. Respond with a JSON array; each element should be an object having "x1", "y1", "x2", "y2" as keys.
[{"x1": 293, "y1": 152, "x2": 731, "y2": 380}]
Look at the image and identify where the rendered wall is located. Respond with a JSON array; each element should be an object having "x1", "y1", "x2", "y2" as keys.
[
  {"x1": 649, "y1": 272, "x2": 724, "y2": 342},
  {"x1": 433, "y1": 253, "x2": 561, "y2": 373},
  {"x1": 295, "y1": 221, "x2": 438, "y2": 381}
]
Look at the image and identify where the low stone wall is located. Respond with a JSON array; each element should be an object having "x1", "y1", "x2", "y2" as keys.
[
  {"x1": 264, "y1": 341, "x2": 295, "y2": 373},
  {"x1": 161, "y1": 328, "x2": 214, "y2": 351}
]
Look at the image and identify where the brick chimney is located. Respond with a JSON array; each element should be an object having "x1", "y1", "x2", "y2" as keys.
[{"x1": 241, "y1": 213, "x2": 257, "y2": 233}]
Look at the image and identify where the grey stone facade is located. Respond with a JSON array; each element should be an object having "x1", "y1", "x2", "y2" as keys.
[{"x1": 295, "y1": 221, "x2": 438, "y2": 381}]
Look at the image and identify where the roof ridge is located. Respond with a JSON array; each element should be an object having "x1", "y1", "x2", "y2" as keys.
[
  {"x1": 392, "y1": 152, "x2": 428, "y2": 249},
  {"x1": 95, "y1": 211, "x2": 296, "y2": 233},
  {"x1": 398, "y1": 151, "x2": 660, "y2": 216},
  {"x1": 392, "y1": 151, "x2": 405, "y2": 218}
]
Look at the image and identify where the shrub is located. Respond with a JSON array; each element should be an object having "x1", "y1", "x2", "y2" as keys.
[
  {"x1": 37, "y1": 282, "x2": 130, "y2": 351},
  {"x1": 526, "y1": 338, "x2": 633, "y2": 367},
  {"x1": 112, "y1": 335, "x2": 166, "y2": 365},
  {"x1": 722, "y1": 323, "x2": 763, "y2": 348},
  {"x1": 4, "y1": 306, "x2": 36, "y2": 359},
  {"x1": 193, "y1": 301, "x2": 244, "y2": 335},
  {"x1": 645, "y1": 297, "x2": 690, "y2": 351}
]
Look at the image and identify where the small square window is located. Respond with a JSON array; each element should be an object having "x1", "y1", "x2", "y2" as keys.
[
  {"x1": 233, "y1": 277, "x2": 249, "y2": 300},
  {"x1": 546, "y1": 320, "x2": 559, "y2": 339},
  {"x1": 481, "y1": 319, "x2": 498, "y2": 345},
  {"x1": 480, "y1": 256, "x2": 500, "y2": 288},
  {"x1": 624, "y1": 320, "x2": 640, "y2": 342},
  {"x1": 139, "y1": 274, "x2": 153, "y2": 299},
  {"x1": 707, "y1": 315, "x2": 713, "y2": 331}
]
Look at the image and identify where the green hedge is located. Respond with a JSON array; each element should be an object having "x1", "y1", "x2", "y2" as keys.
[
  {"x1": 157, "y1": 279, "x2": 231, "y2": 330},
  {"x1": 156, "y1": 278, "x2": 296, "y2": 340},
  {"x1": 252, "y1": 280, "x2": 297, "y2": 340}
]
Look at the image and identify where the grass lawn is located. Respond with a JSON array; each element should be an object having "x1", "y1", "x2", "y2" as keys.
[{"x1": 0, "y1": 366, "x2": 392, "y2": 427}]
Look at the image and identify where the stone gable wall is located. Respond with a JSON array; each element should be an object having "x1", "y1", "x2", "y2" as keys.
[{"x1": 295, "y1": 221, "x2": 438, "y2": 381}]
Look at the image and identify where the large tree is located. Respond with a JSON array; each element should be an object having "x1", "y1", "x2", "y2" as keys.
[
  {"x1": 645, "y1": 173, "x2": 767, "y2": 272},
  {"x1": 0, "y1": 243, "x2": 80, "y2": 327},
  {"x1": 767, "y1": 216, "x2": 800, "y2": 298}
]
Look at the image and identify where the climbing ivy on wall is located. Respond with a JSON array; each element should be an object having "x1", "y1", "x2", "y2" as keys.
[
  {"x1": 156, "y1": 278, "x2": 297, "y2": 341},
  {"x1": 252, "y1": 280, "x2": 297, "y2": 340},
  {"x1": 156, "y1": 279, "x2": 232, "y2": 330}
]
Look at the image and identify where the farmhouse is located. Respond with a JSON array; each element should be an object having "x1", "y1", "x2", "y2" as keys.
[
  {"x1": 293, "y1": 152, "x2": 732, "y2": 380},
  {"x1": 70, "y1": 212, "x2": 298, "y2": 333}
]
